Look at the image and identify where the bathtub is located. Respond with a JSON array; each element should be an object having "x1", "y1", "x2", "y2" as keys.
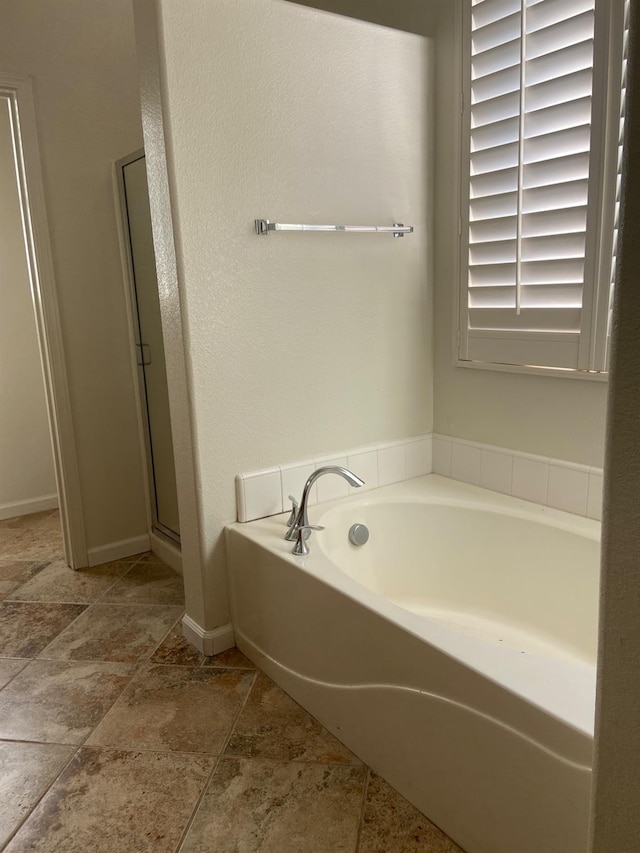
[{"x1": 226, "y1": 474, "x2": 599, "y2": 853}]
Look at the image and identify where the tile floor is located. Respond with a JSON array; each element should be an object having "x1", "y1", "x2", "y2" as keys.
[{"x1": 0, "y1": 510, "x2": 464, "y2": 852}]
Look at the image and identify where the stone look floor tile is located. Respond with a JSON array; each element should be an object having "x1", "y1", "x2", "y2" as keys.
[
  {"x1": 1, "y1": 541, "x2": 63, "y2": 562},
  {"x1": 134, "y1": 551, "x2": 168, "y2": 564},
  {"x1": 201, "y1": 646, "x2": 256, "y2": 669},
  {"x1": 358, "y1": 773, "x2": 465, "y2": 853},
  {"x1": 0, "y1": 560, "x2": 48, "y2": 584},
  {"x1": 0, "y1": 517, "x2": 26, "y2": 530},
  {"x1": 0, "y1": 511, "x2": 57, "y2": 534},
  {"x1": 87, "y1": 664, "x2": 255, "y2": 754},
  {"x1": 38, "y1": 603, "x2": 184, "y2": 663},
  {"x1": 0, "y1": 511, "x2": 456, "y2": 853},
  {"x1": 150, "y1": 624, "x2": 205, "y2": 666},
  {"x1": 0, "y1": 742, "x2": 74, "y2": 848},
  {"x1": 0, "y1": 659, "x2": 134, "y2": 743},
  {"x1": 180, "y1": 756, "x2": 366, "y2": 853},
  {"x1": 0, "y1": 658, "x2": 28, "y2": 689},
  {"x1": 0, "y1": 513, "x2": 64, "y2": 561},
  {"x1": 226, "y1": 672, "x2": 360, "y2": 765},
  {"x1": 0, "y1": 581, "x2": 21, "y2": 601},
  {"x1": 100, "y1": 562, "x2": 185, "y2": 605},
  {"x1": 0, "y1": 530, "x2": 18, "y2": 551},
  {"x1": 7, "y1": 559, "x2": 133, "y2": 603},
  {"x1": 0, "y1": 602, "x2": 87, "y2": 658},
  {"x1": 3, "y1": 747, "x2": 215, "y2": 853}
]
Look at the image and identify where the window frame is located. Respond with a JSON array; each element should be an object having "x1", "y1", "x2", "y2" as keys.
[{"x1": 455, "y1": 0, "x2": 627, "y2": 381}]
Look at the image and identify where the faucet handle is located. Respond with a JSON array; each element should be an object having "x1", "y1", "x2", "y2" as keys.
[
  {"x1": 292, "y1": 524, "x2": 324, "y2": 556},
  {"x1": 286, "y1": 495, "x2": 299, "y2": 527}
]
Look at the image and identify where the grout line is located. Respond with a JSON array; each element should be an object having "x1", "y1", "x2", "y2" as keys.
[
  {"x1": 132, "y1": 660, "x2": 256, "y2": 671},
  {"x1": 0, "y1": 517, "x2": 95, "y2": 850},
  {"x1": 0, "y1": 620, "x2": 152, "y2": 853},
  {"x1": 0, "y1": 660, "x2": 29, "y2": 693},
  {"x1": 0, "y1": 737, "x2": 79, "y2": 747},
  {"x1": 0, "y1": 746, "x2": 80, "y2": 851},
  {"x1": 82, "y1": 663, "x2": 257, "y2": 753},
  {"x1": 0, "y1": 697, "x2": 131, "y2": 849},
  {"x1": 33, "y1": 628, "x2": 188, "y2": 664},
  {"x1": 0, "y1": 604, "x2": 92, "y2": 661},
  {"x1": 209, "y1": 752, "x2": 365, "y2": 768},
  {"x1": 172, "y1": 669, "x2": 259, "y2": 853},
  {"x1": 145, "y1": 611, "x2": 185, "y2": 662},
  {"x1": 2, "y1": 553, "x2": 176, "y2": 612},
  {"x1": 0, "y1": 742, "x2": 225, "y2": 852},
  {"x1": 0, "y1": 739, "x2": 225, "y2": 759},
  {"x1": 218, "y1": 669, "x2": 259, "y2": 757},
  {"x1": 84, "y1": 563, "x2": 140, "y2": 606},
  {"x1": 172, "y1": 753, "x2": 224, "y2": 853},
  {"x1": 79, "y1": 744, "x2": 221, "y2": 758},
  {"x1": 354, "y1": 766, "x2": 371, "y2": 853},
  {"x1": 6, "y1": 598, "x2": 185, "y2": 608}
]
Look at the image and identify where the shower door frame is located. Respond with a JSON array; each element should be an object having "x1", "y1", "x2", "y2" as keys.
[{"x1": 113, "y1": 148, "x2": 180, "y2": 548}]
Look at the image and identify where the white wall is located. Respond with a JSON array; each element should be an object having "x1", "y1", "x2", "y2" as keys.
[
  {"x1": 0, "y1": 99, "x2": 57, "y2": 516},
  {"x1": 433, "y1": 4, "x2": 608, "y2": 468},
  {"x1": 136, "y1": 0, "x2": 432, "y2": 630},
  {"x1": 0, "y1": 0, "x2": 148, "y2": 553}
]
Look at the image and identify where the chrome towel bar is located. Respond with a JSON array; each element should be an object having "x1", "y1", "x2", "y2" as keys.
[{"x1": 255, "y1": 219, "x2": 413, "y2": 238}]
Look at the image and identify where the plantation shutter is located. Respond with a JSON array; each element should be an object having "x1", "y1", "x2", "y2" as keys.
[
  {"x1": 604, "y1": 0, "x2": 629, "y2": 369},
  {"x1": 461, "y1": 0, "x2": 600, "y2": 370}
]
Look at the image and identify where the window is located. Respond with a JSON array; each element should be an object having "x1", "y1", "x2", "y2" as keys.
[{"x1": 458, "y1": 0, "x2": 628, "y2": 375}]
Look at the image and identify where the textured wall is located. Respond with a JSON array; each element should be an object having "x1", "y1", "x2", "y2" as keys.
[
  {"x1": 143, "y1": 0, "x2": 432, "y2": 629},
  {"x1": 286, "y1": 0, "x2": 446, "y2": 35},
  {"x1": 590, "y1": 3, "x2": 640, "y2": 848},
  {"x1": 0, "y1": 100, "x2": 56, "y2": 511},
  {"x1": 432, "y1": 3, "x2": 607, "y2": 467},
  {"x1": 133, "y1": 0, "x2": 208, "y2": 625},
  {"x1": 0, "y1": 0, "x2": 148, "y2": 550}
]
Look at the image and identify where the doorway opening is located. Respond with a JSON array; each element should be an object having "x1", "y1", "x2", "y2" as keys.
[{"x1": 0, "y1": 74, "x2": 87, "y2": 567}]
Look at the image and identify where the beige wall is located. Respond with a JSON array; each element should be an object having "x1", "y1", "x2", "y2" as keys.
[
  {"x1": 590, "y1": 4, "x2": 640, "y2": 848},
  {"x1": 137, "y1": 0, "x2": 432, "y2": 629},
  {"x1": 433, "y1": 4, "x2": 608, "y2": 468},
  {"x1": 0, "y1": 99, "x2": 57, "y2": 513},
  {"x1": 287, "y1": 0, "x2": 445, "y2": 35},
  {"x1": 0, "y1": 0, "x2": 148, "y2": 551}
]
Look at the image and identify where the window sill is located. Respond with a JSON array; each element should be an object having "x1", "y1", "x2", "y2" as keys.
[{"x1": 455, "y1": 358, "x2": 608, "y2": 382}]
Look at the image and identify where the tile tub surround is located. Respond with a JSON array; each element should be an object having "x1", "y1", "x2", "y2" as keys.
[
  {"x1": 0, "y1": 508, "x2": 465, "y2": 853},
  {"x1": 235, "y1": 433, "x2": 602, "y2": 525},
  {"x1": 432, "y1": 434, "x2": 603, "y2": 521},
  {"x1": 236, "y1": 435, "x2": 433, "y2": 522}
]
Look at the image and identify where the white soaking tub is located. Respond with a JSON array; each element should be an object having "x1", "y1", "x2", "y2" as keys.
[{"x1": 226, "y1": 475, "x2": 599, "y2": 853}]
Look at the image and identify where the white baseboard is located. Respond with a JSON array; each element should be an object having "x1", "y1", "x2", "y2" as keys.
[
  {"x1": 0, "y1": 493, "x2": 59, "y2": 521},
  {"x1": 182, "y1": 614, "x2": 235, "y2": 656},
  {"x1": 150, "y1": 531, "x2": 182, "y2": 575},
  {"x1": 87, "y1": 533, "x2": 150, "y2": 567}
]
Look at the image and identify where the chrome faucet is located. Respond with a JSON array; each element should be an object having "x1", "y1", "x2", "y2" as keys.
[{"x1": 285, "y1": 466, "x2": 365, "y2": 544}]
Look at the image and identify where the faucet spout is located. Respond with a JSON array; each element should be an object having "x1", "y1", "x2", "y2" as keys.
[{"x1": 284, "y1": 466, "x2": 364, "y2": 542}]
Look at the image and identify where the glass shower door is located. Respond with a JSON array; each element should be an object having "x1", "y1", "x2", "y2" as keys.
[{"x1": 121, "y1": 154, "x2": 180, "y2": 543}]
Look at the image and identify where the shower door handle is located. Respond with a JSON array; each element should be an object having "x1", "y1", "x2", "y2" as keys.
[{"x1": 136, "y1": 343, "x2": 152, "y2": 366}]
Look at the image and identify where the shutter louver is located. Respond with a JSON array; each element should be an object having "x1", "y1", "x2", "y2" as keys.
[
  {"x1": 465, "y1": 0, "x2": 597, "y2": 369},
  {"x1": 605, "y1": 0, "x2": 629, "y2": 369}
]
